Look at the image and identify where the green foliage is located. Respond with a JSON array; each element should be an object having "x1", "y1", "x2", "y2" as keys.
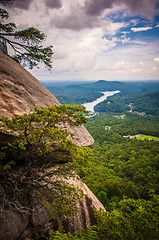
[
  {"x1": 95, "y1": 194, "x2": 159, "y2": 240},
  {"x1": 95, "y1": 90, "x2": 159, "y2": 115},
  {"x1": 35, "y1": 81, "x2": 159, "y2": 238},
  {"x1": 132, "y1": 91, "x2": 159, "y2": 115},
  {"x1": 94, "y1": 96, "x2": 129, "y2": 113},
  {"x1": 83, "y1": 113, "x2": 159, "y2": 204},
  {"x1": 72, "y1": 111, "x2": 159, "y2": 239},
  {"x1": 35, "y1": 194, "x2": 159, "y2": 239},
  {"x1": 0, "y1": 1, "x2": 53, "y2": 69},
  {"x1": 36, "y1": 226, "x2": 100, "y2": 240},
  {"x1": 0, "y1": 104, "x2": 88, "y2": 164},
  {"x1": 48, "y1": 86, "x2": 103, "y2": 105},
  {"x1": 0, "y1": 105, "x2": 88, "y2": 224},
  {"x1": 49, "y1": 227, "x2": 100, "y2": 240}
]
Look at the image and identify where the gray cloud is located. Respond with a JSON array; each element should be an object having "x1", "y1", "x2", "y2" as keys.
[
  {"x1": 85, "y1": 0, "x2": 113, "y2": 15},
  {"x1": 12, "y1": 0, "x2": 62, "y2": 10},
  {"x1": 12, "y1": 0, "x2": 32, "y2": 10},
  {"x1": 10, "y1": 0, "x2": 159, "y2": 32},
  {"x1": 85, "y1": 0, "x2": 159, "y2": 17},
  {"x1": 52, "y1": 0, "x2": 159, "y2": 31},
  {"x1": 52, "y1": 11, "x2": 101, "y2": 30},
  {"x1": 45, "y1": 0, "x2": 62, "y2": 9}
]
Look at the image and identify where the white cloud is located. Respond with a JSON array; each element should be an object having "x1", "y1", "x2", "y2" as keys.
[
  {"x1": 5, "y1": 0, "x2": 159, "y2": 81},
  {"x1": 52, "y1": 27, "x2": 117, "y2": 73},
  {"x1": 131, "y1": 27, "x2": 152, "y2": 32},
  {"x1": 154, "y1": 58, "x2": 159, "y2": 63}
]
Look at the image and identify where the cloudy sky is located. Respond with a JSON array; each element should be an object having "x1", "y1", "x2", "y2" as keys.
[{"x1": 6, "y1": 0, "x2": 159, "y2": 81}]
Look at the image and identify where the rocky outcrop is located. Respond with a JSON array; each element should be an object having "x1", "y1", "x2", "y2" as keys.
[
  {"x1": 62, "y1": 177, "x2": 105, "y2": 234},
  {"x1": 0, "y1": 52, "x2": 59, "y2": 118},
  {"x1": 0, "y1": 52, "x2": 94, "y2": 147},
  {"x1": 0, "y1": 52, "x2": 104, "y2": 239},
  {"x1": 27, "y1": 178, "x2": 105, "y2": 238}
]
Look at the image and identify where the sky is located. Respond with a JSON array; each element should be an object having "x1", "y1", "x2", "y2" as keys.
[{"x1": 5, "y1": 0, "x2": 159, "y2": 81}]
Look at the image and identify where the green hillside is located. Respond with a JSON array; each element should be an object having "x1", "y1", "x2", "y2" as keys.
[{"x1": 95, "y1": 90, "x2": 159, "y2": 116}]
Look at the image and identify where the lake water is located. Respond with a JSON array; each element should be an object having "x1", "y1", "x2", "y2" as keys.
[{"x1": 82, "y1": 90, "x2": 120, "y2": 112}]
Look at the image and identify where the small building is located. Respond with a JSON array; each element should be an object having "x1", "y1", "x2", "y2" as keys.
[{"x1": 105, "y1": 125, "x2": 110, "y2": 130}]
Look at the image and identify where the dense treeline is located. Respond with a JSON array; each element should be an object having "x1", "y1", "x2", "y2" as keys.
[
  {"x1": 44, "y1": 80, "x2": 159, "y2": 116},
  {"x1": 82, "y1": 113, "x2": 159, "y2": 205},
  {"x1": 43, "y1": 112, "x2": 159, "y2": 239},
  {"x1": 95, "y1": 90, "x2": 159, "y2": 116},
  {"x1": 132, "y1": 91, "x2": 159, "y2": 115},
  {"x1": 43, "y1": 81, "x2": 106, "y2": 105},
  {"x1": 77, "y1": 113, "x2": 159, "y2": 239},
  {"x1": 44, "y1": 80, "x2": 128, "y2": 104},
  {"x1": 94, "y1": 96, "x2": 129, "y2": 113},
  {"x1": 50, "y1": 88, "x2": 102, "y2": 105}
]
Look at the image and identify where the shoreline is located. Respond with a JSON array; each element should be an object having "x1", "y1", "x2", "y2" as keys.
[{"x1": 82, "y1": 90, "x2": 120, "y2": 112}]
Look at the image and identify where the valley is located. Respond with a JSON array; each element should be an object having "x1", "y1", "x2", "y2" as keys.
[{"x1": 44, "y1": 80, "x2": 159, "y2": 239}]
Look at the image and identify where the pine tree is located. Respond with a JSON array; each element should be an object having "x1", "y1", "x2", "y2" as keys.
[{"x1": 0, "y1": 0, "x2": 53, "y2": 69}]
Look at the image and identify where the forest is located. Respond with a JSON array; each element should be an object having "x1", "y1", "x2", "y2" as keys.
[
  {"x1": 77, "y1": 111, "x2": 159, "y2": 239},
  {"x1": 94, "y1": 90, "x2": 159, "y2": 116},
  {"x1": 43, "y1": 81, "x2": 159, "y2": 239}
]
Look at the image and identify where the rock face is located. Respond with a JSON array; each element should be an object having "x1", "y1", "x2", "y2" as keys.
[
  {"x1": 0, "y1": 52, "x2": 104, "y2": 239},
  {"x1": 28, "y1": 178, "x2": 105, "y2": 238},
  {"x1": 0, "y1": 52, "x2": 59, "y2": 118},
  {"x1": 62, "y1": 177, "x2": 105, "y2": 234},
  {"x1": 0, "y1": 210, "x2": 29, "y2": 240},
  {"x1": 0, "y1": 52, "x2": 94, "y2": 147}
]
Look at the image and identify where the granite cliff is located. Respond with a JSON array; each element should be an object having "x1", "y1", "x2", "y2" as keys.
[
  {"x1": 0, "y1": 52, "x2": 94, "y2": 147},
  {"x1": 0, "y1": 52, "x2": 105, "y2": 239}
]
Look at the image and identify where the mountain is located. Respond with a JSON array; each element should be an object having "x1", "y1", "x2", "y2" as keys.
[
  {"x1": 94, "y1": 88, "x2": 159, "y2": 115},
  {"x1": 44, "y1": 79, "x2": 159, "y2": 106},
  {"x1": 44, "y1": 80, "x2": 128, "y2": 105},
  {"x1": 0, "y1": 52, "x2": 104, "y2": 240},
  {"x1": 92, "y1": 80, "x2": 126, "y2": 91}
]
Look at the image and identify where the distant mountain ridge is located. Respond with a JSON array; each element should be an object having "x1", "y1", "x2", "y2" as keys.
[
  {"x1": 92, "y1": 80, "x2": 126, "y2": 91},
  {"x1": 44, "y1": 80, "x2": 128, "y2": 105},
  {"x1": 43, "y1": 80, "x2": 159, "y2": 115},
  {"x1": 44, "y1": 79, "x2": 159, "y2": 106}
]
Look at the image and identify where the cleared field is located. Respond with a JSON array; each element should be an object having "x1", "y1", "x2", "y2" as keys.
[
  {"x1": 135, "y1": 135, "x2": 159, "y2": 140},
  {"x1": 123, "y1": 134, "x2": 159, "y2": 141}
]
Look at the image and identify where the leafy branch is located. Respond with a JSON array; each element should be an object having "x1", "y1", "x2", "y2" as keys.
[
  {"x1": 0, "y1": 0, "x2": 53, "y2": 69},
  {"x1": 0, "y1": 105, "x2": 88, "y2": 224}
]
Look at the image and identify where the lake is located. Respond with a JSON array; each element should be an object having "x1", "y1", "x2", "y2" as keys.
[{"x1": 82, "y1": 90, "x2": 120, "y2": 112}]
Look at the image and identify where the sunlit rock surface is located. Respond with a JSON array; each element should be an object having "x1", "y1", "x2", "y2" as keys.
[{"x1": 0, "y1": 52, "x2": 94, "y2": 146}]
